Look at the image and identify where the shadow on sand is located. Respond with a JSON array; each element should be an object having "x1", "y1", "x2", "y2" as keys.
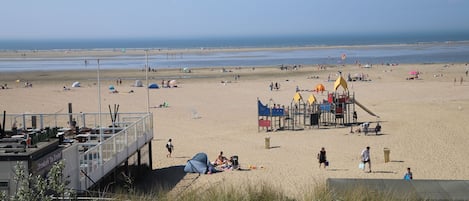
[
  {"x1": 134, "y1": 165, "x2": 189, "y2": 193},
  {"x1": 269, "y1": 145, "x2": 281, "y2": 149},
  {"x1": 327, "y1": 168, "x2": 349, "y2": 172}
]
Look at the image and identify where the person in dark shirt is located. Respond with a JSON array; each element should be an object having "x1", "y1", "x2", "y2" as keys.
[{"x1": 317, "y1": 147, "x2": 327, "y2": 168}]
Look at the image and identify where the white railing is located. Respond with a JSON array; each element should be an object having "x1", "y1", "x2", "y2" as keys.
[
  {"x1": 76, "y1": 113, "x2": 153, "y2": 190},
  {"x1": 3, "y1": 112, "x2": 153, "y2": 191}
]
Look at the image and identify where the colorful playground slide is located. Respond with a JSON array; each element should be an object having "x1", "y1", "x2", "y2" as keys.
[{"x1": 353, "y1": 99, "x2": 379, "y2": 118}]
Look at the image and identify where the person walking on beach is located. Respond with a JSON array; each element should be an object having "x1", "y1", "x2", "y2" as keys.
[
  {"x1": 404, "y1": 167, "x2": 413, "y2": 180},
  {"x1": 317, "y1": 147, "x2": 327, "y2": 168},
  {"x1": 166, "y1": 139, "x2": 174, "y2": 158},
  {"x1": 361, "y1": 146, "x2": 371, "y2": 173}
]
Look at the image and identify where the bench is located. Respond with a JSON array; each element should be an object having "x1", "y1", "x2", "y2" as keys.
[
  {"x1": 363, "y1": 124, "x2": 381, "y2": 135},
  {"x1": 355, "y1": 123, "x2": 381, "y2": 135}
]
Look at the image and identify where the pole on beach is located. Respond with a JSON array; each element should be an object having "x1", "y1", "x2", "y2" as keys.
[
  {"x1": 145, "y1": 50, "x2": 150, "y2": 113},
  {"x1": 97, "y1": 59, "x2": 103, "y2": 143}
]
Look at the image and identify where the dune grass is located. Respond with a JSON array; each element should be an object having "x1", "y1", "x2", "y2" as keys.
[{"x1": 111, "y1": 180, "x2": 421, "y2": 201}]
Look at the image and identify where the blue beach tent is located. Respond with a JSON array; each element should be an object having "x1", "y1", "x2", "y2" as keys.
[
  {"x1": 148, "y1": 83, "x2": 159, "y2": 89},
  {"x1": 184, "y1": 152, "x2": 215, "y2": 174}
]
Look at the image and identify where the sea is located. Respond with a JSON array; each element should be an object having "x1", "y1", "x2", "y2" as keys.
[{"x1": 1, "y1": 32, "x2": 469, "y2": 72}]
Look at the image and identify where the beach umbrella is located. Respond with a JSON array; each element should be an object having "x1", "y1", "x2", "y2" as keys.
[{"x1": 109, "y1": 85, "x2": 115, "y2": 90}]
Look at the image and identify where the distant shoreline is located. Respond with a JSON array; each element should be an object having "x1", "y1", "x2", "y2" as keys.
[
  {"x1": 2, "y1": 41, "x2": 469, "y2": 73},
  {"x1": 2, "y1": 41, "x2": 469, "y2": 59}
]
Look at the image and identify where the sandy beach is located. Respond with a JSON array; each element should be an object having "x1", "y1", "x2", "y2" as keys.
[{"x1": 1, "y1": 59, "x2": 469, "y2": 198}]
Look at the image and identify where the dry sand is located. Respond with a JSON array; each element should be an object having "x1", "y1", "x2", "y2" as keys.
[{"x1": 1, "y1": 62, "x2": 469, "y2": 198}]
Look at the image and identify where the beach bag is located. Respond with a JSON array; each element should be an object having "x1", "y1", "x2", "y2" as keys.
[
  {"x1": 325, "y1": 160, "x2": 329, "y2": 167},
  {"x1": 230, "y1": 155, "x2": 239, "y2": 169},
  {"x1": 404, "y1": 174, "x2": 411, "y2": 180},
  {"x1": 359, "y1": 162, "x2": 365, "y2": 170}
]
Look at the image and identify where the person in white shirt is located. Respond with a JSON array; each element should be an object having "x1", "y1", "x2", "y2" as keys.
[{"x1": 361, "y1": 146, "x2": 371, "y2": 172}]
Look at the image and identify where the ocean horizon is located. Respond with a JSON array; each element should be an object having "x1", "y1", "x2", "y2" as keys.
[
  {"x1": 3, "y1": 32, "x2": 469, "y2": 50},
  {"x1": 1, "y1": 33, "x2": 469, "y2": 72}
]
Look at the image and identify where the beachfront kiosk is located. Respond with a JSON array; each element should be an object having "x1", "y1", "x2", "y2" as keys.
[
  {"x1": 258, "y1": 75, "x2": 377, "y2": 132},
  {"x1": 0, "y1": 111, "x2": 153, "y2": 197}
]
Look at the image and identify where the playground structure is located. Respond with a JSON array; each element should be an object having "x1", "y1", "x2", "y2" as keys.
[{"x1": 258, "y1": 76, "x2": 378, "y2": 132}]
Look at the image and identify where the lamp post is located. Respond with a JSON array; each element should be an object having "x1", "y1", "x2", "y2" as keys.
[
  {"x1": 97, "y1": 59, "x2": 103, "y2": 142},
  {"x1": 145, "y1": 50, "x2": 150, "y2": 113}
]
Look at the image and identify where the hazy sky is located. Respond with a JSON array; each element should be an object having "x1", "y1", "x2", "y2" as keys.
[{"x1": 1, "y1": 0, "x2": 468, "y2": 39}]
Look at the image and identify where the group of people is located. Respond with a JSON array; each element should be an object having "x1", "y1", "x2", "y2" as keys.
[
  {"x1": 161, "y1": 80, "x2": 177, "y2": 88},
  {"x1": 165, "y1": 139, "x2": 240, "y2": 170},
  {"x1": 269, "y1": 82, "x2": 280, "y2": 91},
  {"x1": 454, "y1": 77, "x2": 464, "y2": 85},
  {"x1": 212, "y1": 151, "x2": 240, "y2": 170},
  {"x1": 1, "y1": 83, "x2": 8, "y2": 89},
  {"x1": 24, "y1": 81, "x2": 32, "y2": 87},
  {"x1": 316, "y1": 146, "x2": 413, "y2": 180},
  {"x1": 116, "y1": 78, "x2": 123, "y2": 85},
  {"x1": 353, "y1": 122, "x2": 381, "y2": 135}
]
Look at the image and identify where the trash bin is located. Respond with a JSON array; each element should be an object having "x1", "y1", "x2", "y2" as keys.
[
  {"x1": 384, "y1": 148, "x2": 390, "y2": 163},
  {"x1": 265, "y1": 137, "x2": 270, "y2": 149}
]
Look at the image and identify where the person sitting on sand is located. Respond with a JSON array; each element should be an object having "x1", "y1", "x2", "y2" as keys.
[
  {"x1": 159, "y1": 101, "x2": 169, "y2": 108},
  {"x1": 362, "y1": 122, "x2": 370, "y2": 135},
  {"x1": 375, "y1": 122, "x2": 382, "y2": 135},
  {"x1": 214, "y1": 151, "x2": 228, "y2": 166}
]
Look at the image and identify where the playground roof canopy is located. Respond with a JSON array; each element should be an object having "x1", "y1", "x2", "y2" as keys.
[
  {"x1": 334, "y1": 76, "x2": 348, "y2": 91},
  {"x1": 293, "y1": 92, "x2": 303, "y2": 103},
  {"x1": 307, "y1": 94, "x2": 316, "y2": 105}
]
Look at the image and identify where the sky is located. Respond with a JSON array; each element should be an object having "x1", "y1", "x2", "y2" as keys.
[{"x1": 1, "y1": 0, "x2": 469, "y2": 39}]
